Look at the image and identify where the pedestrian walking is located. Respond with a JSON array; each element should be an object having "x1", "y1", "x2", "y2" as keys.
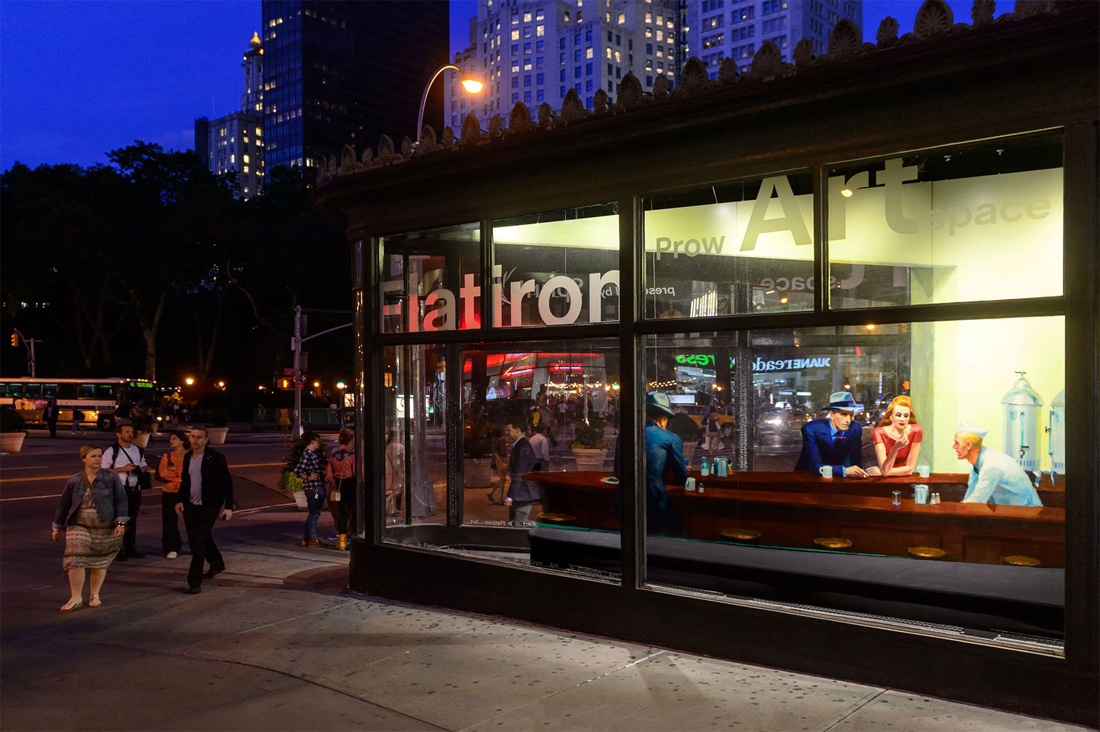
[
  {"x1": 43, "y1": 398, "x2": 59, "y2": 438},
  {"x1": 157, "y1": 431, "x2": 189, "y2": 559},
  {"x1": 103, "y1": 424, "x2": 154, "y2": 560},
  {"x1": 326, "y1": 429, "x2": 356, "y2": 550},
  {"x1": 486, "y1": 426, "x2": 508, "y2": 505},
  {"x1": 277, "y1": 408, "x2": 291, "y2": 437},
  {"x1": 70, "y1": 408, "x2": 86, "y2": 435},
  {"x1": 174, "y1": 426, "x2": 234, "y2": 594},
  {"x1": 52, "y1": 445, "x2": 129, "y2": 613},
  {"x1": 384, "y1": 430, "x2": 405, "y2": 519},
  {"x1": 294, "y1": 431, "x2": 328, "y2": 547}
]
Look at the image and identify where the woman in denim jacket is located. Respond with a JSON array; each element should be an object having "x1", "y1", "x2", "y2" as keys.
[{"x1": 52, "y1": 445, "x2": 129, "y2": 612}]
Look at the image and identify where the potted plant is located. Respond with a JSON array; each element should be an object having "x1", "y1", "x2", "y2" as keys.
[
  {"x1": 131, "y1": 414, "x2": 153, "y2": 448},
  {"x1": 571, "y1": 417, "x2": 608, "y2": 472},
  {"x1": 206, "y1": 407, "x2": 230, "y2": 445},
  {"x1": 463, "y1": 413, "x2": 494, "y2": 489},
  {"x1": 1, "y1": 410, "x2": 27, "y2": 453},
  {"x1": 280, "y1": 434, "x2": 325, "y2": 511}
]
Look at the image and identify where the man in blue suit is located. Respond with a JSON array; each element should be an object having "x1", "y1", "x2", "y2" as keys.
[{"x1": 794, "y1": 392, "x2": 869, "y2": 478}]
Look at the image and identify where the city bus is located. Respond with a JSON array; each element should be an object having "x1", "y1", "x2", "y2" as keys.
[{"x1": 0, "y1": 377, "x2": 158, "y2": 430}]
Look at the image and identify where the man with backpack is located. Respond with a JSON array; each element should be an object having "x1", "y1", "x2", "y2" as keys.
[{"x1": 102, "y1": 424, "x2": 155, "y2": 559}]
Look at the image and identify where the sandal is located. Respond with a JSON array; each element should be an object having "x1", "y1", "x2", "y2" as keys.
[
  {"x1": 59, "y1": 598, "x2": 83, "y2": 613},
  {"x1": 88, "y1": 595, "x2": 102, "y2": 608}
]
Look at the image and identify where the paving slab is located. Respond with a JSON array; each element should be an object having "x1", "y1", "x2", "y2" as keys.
[
  {"x1": 0, "y1": 646, "x2": 302, "y2": 732},
  {"x1": 322, "y1": 619, "x2": 661, "y2": 730},
  {"x1": 463, "y1": 651, "x2": 880, "y2": 732},
  {"x1": 185, "y1": 599, "x2": 511, "y2": 682},
  {"x1": 829, "y1": 690, "x2": 1088, "y2": 731},
  {"x1": 139, "y1": 682, "x2": 445, "y2": 732}
]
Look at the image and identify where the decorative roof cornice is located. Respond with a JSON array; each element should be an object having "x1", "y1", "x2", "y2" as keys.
[{"x1": 317, "y1": 0, "x2": 1074, "y2": 186}]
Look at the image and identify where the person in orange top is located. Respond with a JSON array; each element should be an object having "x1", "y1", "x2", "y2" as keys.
[
  {"x1": 326, "y1": 429, "x2": 356, "y2": 551},
  {"x1": 157, "y1": 431, "x2": 190, "y2": 558},
  {"x1": 872, "y1": 395, "x2": 923, "y2": 476}
]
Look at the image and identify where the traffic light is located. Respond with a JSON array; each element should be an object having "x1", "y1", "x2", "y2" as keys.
[
  {"x1": 279, "y1": 378, "x2": 292, "y2": 390},
  {"x1": 9, "y1": 333, "x2": 18, "y2": 347}
]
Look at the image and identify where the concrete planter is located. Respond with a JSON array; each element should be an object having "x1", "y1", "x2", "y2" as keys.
[
  {"x1": 572, "y1": 448, "x2": 608, "y2": 472},
  {"x1": 206, "y1": 427, "x2": 229, "y2": 445},
  {"x1": 292, "y1": 491, "x2": 308, "y2": 511},
  {"x1": 464, "y1": 458, "x2": 494, "y2": 488},
  {"x1": 132, "y1": 432, "x2": 151, "y2": 449},
  {"x1": 1, "y1": 432, "x2": 26, "y2": 453}
]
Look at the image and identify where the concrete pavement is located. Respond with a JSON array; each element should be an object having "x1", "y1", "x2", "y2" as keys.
[{"x1": 1, "y1": 437, "x2": 1089, "y2": 731}]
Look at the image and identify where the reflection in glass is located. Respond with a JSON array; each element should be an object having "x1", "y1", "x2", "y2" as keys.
[
  {"x1": 643, "y1": 173, "x2": 815, "y2": 319},
  {"x1": 492, "y1": 204, "x2": 619, "y2": 328},
  {"x1": 828, "y1": 135, "x2": 1063, "y2": 308}
]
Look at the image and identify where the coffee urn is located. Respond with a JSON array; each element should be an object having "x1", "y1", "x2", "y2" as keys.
[
  {"x1": 1047, "y1": 388, "x2": 1066, "y2": 476},
  {"x1": 1001, "y1": 372, "x2": 1043, "y2": 471}
]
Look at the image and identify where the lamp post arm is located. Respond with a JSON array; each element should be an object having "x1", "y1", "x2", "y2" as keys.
[{"x1": 417, "y1": 64, "x2": 461, "y2": 146}]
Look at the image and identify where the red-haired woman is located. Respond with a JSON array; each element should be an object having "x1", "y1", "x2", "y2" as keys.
[{"x1": 872, "y1": 396, "x2": 923, "y2": 476}]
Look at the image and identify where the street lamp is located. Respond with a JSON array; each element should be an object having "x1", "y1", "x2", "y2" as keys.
[
  {"x1": 417, "y1": 65, "x2": 483, "y2": 148},
  {"x1": 184, "y1": 377, "x2": 194, "y2": 386}
]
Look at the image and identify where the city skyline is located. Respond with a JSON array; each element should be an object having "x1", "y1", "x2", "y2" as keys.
[{"x1": 2, "y1": 1, "x2": 991, "y2": 172}]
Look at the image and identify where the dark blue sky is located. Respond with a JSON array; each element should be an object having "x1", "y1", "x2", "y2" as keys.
[{"x1": 1, "y1": 1, "x2": 987, "y2": 172}]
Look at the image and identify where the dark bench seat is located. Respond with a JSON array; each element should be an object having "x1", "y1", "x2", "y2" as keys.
[{"x1": 529, "y1": 527, "x2": 1064, "y2": 637}]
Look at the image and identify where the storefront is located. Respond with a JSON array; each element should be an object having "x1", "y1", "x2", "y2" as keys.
[{"x1": 318, "y1": 5, "x2": 1098, "y2": 725}]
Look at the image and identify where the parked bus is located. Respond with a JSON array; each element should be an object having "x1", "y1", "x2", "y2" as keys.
[{"x1": 0, "y1": 378, "x2": 158, "y2": 430}]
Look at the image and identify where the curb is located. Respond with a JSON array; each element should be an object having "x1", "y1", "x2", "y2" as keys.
[{"x1": 283, "y1": 563, "x2": 349, "y2": 591}]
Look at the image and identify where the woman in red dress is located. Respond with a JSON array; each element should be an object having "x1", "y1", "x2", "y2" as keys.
[{"x1": 872, "y1": 395, "x2": 923, "y2": 476}]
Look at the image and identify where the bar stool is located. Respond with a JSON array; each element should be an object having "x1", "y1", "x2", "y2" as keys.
[
  {"x1": 907, "y1": 546, "x2": 947, "y2": 560},
  {"x1": 1002, "y1": 555, "x2": 1041, "y2": 567},
  {"x1": 536, "y1": 512, "x2": 576, "y2": 525},
  {"x1": 720, "y1": 528, "x2": 761, "y2": 543},
  {"x1": 813, "y1": 537, "x2": 852, "y2": 550}
]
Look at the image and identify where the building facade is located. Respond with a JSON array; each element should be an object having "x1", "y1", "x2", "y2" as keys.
[
  {"x1": 317, "y1": 4, "x2": 1100, "y2": 727},
  {"x1": 685, "y1": 0, "x2": 862, "y2": 76},
  {"x1": 195, "y1": 32, "x2": 265, "y2": 198},
  {"x1": 260, "y1": 0, "x2": 450, "y2": 175},
  {"x1": 446, "y1": 0, "x2": 680, "y2": 132}
]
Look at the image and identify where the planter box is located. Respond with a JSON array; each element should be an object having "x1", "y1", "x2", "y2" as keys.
[
  {"x1": 206, "y1": 427, "x2": 229, "y2": 445},
  {"x1": 132, "y1": 432, "x2": 151, "y2": 448},
  {"x1": 292, "y1": 491, "x2": 308, "y2": 511},
  {"x1": 464, "y1": 457, "x2": 494, "y2": 488},
  {"x1": 572, "y1": 448, "x2": 608, "y2": 472},
  {"x1": 1, "y1": 433, "x2": 26, "y2": 453}
]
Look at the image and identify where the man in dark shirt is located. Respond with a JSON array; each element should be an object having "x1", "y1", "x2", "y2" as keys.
[
  {"x1": 504, "y1": 418, "x2": 540, "y2": 527},
  {"x1": 174, "y1": 426, "x2": 233, "y2": 594}
]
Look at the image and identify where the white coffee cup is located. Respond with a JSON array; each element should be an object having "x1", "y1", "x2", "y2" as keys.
[
  {"x1": 914, "y1": 484, "x2": 929, "y2": 505},
  {"x1": 818, "y1": 465, "x2": 833, "y2": 479},
  {"x1": 917, "y1": 465, "x2": 930, "y2": 479}
]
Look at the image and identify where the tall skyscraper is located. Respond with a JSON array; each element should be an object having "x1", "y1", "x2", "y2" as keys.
[
  {"x1": 195, "y1": 32, "x2": 266, "y2": 198},
  {"x1": 685, "y1": 0, "x2": 862, "y2": 77},
  {"x1": 261, "y1": 1, "x2": 450, "y2": 174},
  {"x1": 447, "y1": 0, "x2": 680, "y2": 132}
]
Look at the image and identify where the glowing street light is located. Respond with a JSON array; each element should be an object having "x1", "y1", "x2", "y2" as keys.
[
  {"x1": 417, "y1": 65, "x2": 483, "y2": 148},
  {"x1": 336, "y1": 381, "x2": 346, "y2": 390},
  {"x1": 184, "y1": 377, "x2": 195, "y2": 386}
]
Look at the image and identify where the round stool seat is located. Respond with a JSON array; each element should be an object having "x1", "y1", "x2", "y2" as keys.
[
  {"x1": 720, "y1": 529, "x2": 761, "y2": 542},
  {"x1": 907, "y1": 546, "x2": 947, "y2": 559},
  {"x1": 813, "y1": 537, "x2": 852, "y2": 550},
  {"x1": 1003, "y1": 555, "x2": 1041, "y2": 567},
  {"x1": 536, "y1": 512, "x2": 576, "y2": 524}
]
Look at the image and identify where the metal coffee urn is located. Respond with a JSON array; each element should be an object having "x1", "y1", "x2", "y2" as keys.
[
  {"x1": 1047, "y1": 388, "x2": 1066, "y2": 477},
  {"x1": 1001, "y1": 371, "x2": 1043, "y2": 471}
]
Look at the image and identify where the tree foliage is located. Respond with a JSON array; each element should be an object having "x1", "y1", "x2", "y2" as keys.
[{"x1": 0, "y1": 143, "x2": 351, "y2": 386}]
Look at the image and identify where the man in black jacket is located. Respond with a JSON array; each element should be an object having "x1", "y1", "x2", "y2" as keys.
[{"x1": 174, "y1": 426, "x2": 234, "y2": 594}]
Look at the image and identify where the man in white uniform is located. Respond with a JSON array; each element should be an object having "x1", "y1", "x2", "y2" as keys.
[{"x1": 953, "y1": 422, "x2": 1042, "y2": 507}]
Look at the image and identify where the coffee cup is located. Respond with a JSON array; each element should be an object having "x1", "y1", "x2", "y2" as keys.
[
  {"x1": 914, "y1": 484, "x2": 929, "y2": 505},
  {"x1": 818, "y1": 465, "x2": 833, "y2": 480},
  {"x1": 917, "y1": 465, "x2": 930, "y2": 479}
]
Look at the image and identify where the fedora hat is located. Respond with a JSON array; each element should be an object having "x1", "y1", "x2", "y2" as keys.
[
  {"x1": 645, "y1": 391, "x2": 676, "y2": 418},
  {"x1": 827, "y1": 391, "x2": 859, "y2": 412}
]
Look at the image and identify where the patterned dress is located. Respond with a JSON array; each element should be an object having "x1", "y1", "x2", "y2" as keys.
[{"x1": 63, "y1": 477, "x2": 122, "y2": 570}]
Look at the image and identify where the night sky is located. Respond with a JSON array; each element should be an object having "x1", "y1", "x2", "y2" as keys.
[{"x1": 1, "y1": 1, "x2": 991, "y2": 172}]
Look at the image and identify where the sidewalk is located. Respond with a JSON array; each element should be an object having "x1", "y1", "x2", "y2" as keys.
[{"x1": 2, "y1": 498, "x2": 1087, "y2": 732}]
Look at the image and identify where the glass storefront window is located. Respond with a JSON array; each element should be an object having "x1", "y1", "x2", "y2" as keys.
[
  {"x1": 643, "y1": 172, "x2": 815, "y2": 319},
  {"x1": 828, "y1": 136, "x2": 1063, "y2": 308},
  {"x1": 378, "y1": 223, "x2": 481, "y2": 334},
  {"x1": 638, "y1": 316, "x2": 1064, "y2": 637},
  {"x1": 492, "y1": 204, "x2": 619, "y2": 328}
]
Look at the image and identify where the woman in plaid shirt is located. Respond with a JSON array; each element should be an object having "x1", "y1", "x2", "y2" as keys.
[{"x1": 294, "y1": 432, "x2": 328, "y2": 547}]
